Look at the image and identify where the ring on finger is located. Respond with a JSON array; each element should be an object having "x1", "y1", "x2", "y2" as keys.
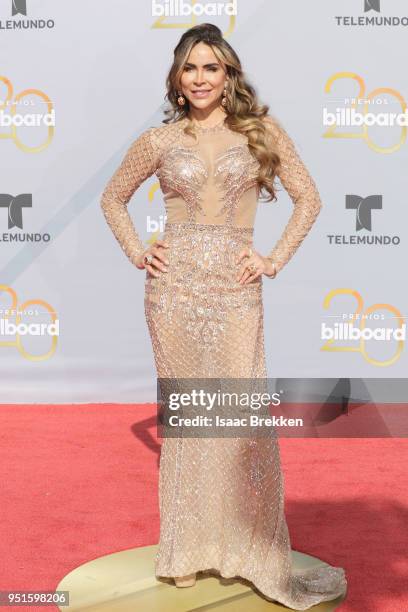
[
  {"x1": 247, "y1": 263, "x2": 257, "y2": 274},
  {"x1": 144, "y1": 253, "x2": 154, "y2": 265}
]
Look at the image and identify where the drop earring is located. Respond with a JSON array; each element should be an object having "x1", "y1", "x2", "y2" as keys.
[
  {"x1": 177, "y1": 91, "x2": 186, "y2": 106},
  {"x1": 221, "y1": 81, "x2": 228, "y2": 108}
]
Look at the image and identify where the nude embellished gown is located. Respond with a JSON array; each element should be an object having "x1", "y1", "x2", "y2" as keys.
[{"x1": 100, "y1": 114, "x2": 347, "y2": 610}]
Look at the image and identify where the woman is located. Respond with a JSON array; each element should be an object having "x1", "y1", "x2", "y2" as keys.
[{"x1": 100, "y1": 23, "x2": 347, "y2": 610}]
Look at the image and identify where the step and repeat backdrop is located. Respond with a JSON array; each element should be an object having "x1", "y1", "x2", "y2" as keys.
[{"x1": 1, "y1": 0, "x2": 407, "y2": 402}]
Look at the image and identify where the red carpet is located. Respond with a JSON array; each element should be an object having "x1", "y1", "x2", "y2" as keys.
[{"x1": 0, "y1": 404, "x2": 407, "y2": 611}]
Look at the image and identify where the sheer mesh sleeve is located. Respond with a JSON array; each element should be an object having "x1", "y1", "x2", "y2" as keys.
[
  {"x1": 263, "y1": 117, "x2": 322, "y2": 274},
  {"x1": 100, "y1": 128, "x2": 159, "y2": 266}
]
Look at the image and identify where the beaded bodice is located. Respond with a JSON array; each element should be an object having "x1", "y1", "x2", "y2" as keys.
[
  {"x1": 154, "y1": 117, "x2": 260, "y2": 226},
  {"x1": 100, "y1": 115, "x2": 322, "y2": 272}
]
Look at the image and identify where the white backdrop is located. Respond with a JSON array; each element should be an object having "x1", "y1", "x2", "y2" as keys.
[{"x1": 1, "y1": 0, "x2": 407, "y2": 402}]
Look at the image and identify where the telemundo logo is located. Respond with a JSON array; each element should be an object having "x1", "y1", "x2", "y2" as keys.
[
  {"x1": 335, "y1": 0, "x2": 408, "y2": 26},
  {"x1": 152, "y1": 0, "x2": 238, "y2": 17},
  {"x1": 1, "y1": 0, "x2": 56, "y2": 30}
]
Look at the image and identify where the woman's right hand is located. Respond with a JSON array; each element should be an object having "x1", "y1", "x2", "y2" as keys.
[{"x1": 135, "y1": 239, "x2": 170, "y2": 277}]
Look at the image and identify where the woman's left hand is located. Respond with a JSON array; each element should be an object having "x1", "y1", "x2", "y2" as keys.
[{"x1": 236, "y1": 247, "x2": 276, "y2": 284}]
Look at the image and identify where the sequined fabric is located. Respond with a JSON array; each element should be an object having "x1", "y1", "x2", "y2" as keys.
[{"x1": 100, "y1": 116, "x2": 347, "y2": 610}]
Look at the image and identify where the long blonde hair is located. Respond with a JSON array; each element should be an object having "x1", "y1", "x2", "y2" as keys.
[{"x1": 163, "y1": 23, "x2": 281, "y2": 203}]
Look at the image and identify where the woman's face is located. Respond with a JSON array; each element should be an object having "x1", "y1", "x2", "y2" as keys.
[{"x1": 180, "y1": 42, "x2": 227, "y2": 111}]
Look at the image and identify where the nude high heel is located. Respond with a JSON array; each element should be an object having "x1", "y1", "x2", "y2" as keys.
[{"x1": 174, "y1": 572, "x2": 196, "y2": 587}]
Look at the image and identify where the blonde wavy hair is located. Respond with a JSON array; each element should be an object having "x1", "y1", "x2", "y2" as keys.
[{"x1": 163, "y1": 23, "x2": 281, "y2": 203}]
